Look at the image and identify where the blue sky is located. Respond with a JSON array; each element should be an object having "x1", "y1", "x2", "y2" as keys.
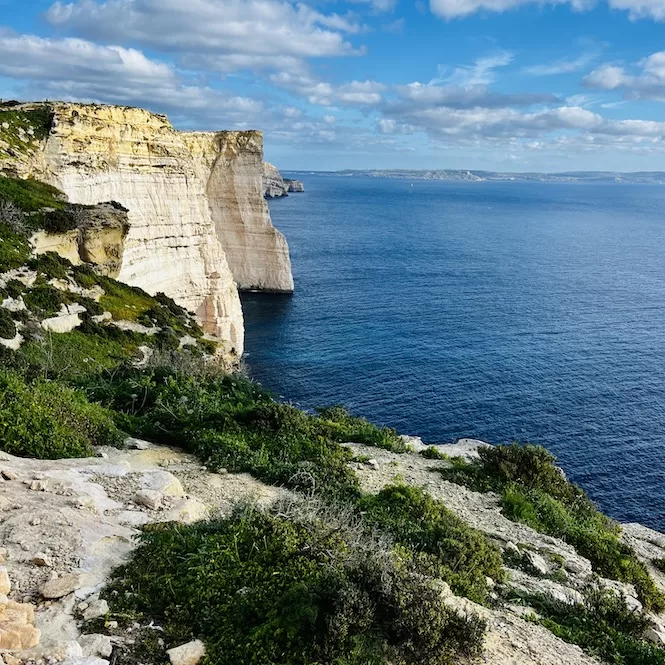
[{"x1": 2, "y1": 0, "x2": 665, "y2": 170}]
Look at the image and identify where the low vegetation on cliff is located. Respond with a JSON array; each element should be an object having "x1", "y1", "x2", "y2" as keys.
[{"x1": 1, "y1": 171, "x2": 665, "y2": 665}]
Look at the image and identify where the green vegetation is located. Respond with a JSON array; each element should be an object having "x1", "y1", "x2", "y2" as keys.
[
  {"x1": 0, "y1": 368, "x2": 123, "y2": 458},
  {"x1": 105, "y1": 503, "x2": 485, "y2": 665},
  {"x1": 0, "y1": 222, "x2": 30, "y2": 271},
  {"x1": 653, "y1": 559, "x2": 665, "y2": 575},
  {"x1": 357, "y1": 484, "x2": 503, "y2": 603},
  {"x1": 0, "y1": 106, "x2": 53, "y2": 158},
  {"x1": 509, "y1": 587, "x2": 665, "y2": 665},
  {"x1": 440, "y1": 444, "x2": 664, "y2": 611},
  {"x1": 0, "y1": 307, "x2": 16, "y2": 339},
  {"x1": 86, "y1": 365, "x2": 401, "y2": 500},
  {"x1": 420, "y1": 446, "x2": 448, "y2": 460},
  {"x1": 0, "y1": 176, "x2": 66, "y2": 212}
]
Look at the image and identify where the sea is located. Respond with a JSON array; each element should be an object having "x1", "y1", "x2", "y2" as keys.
[{"x1": 241, "y1": 173, "x2": 665, "y2": 530}]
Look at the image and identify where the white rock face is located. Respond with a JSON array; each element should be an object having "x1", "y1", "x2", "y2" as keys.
[{"x1": 5, "y1": 103, "x2": 295, "y2": 358}]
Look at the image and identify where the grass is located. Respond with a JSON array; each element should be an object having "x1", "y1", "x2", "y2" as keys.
[
  {"x1": 103, "y1": 501, "x2": 485, "y2": 665},
  {"x1": 0, "y1": 368, "x2": 123, "y2": 459},
  {"x1": 0, "y1": 222, "x2": 30, "y2": 271},
  {"x1": 508, "y1": 587, "x2": 665, "y2": 665},
  {"x1": 0, "y1": 176, "x2": 66, "y2": 212},
  {"x1": 440, "y1": 444, "x2": 665, "y2": 611},
  {"x1": 357, "y1": 484, "x2": 504, "y2": 604}
]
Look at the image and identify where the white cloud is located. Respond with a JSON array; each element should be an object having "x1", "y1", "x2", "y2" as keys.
[
  {"x1": 45, "y1": 0, "x2": 364, "y2": 71},
  {"x1": 0, "y1": 32, "x2": 265, "y2": 126},
  {"x1": 523, "y1": 52, "x2": 600, "y2": 76},
  {"x1": 432, "y1": 52, "x2": 513, "y2": 86},
  {"x1": 270, "y1": 72, "x2": 385, "y2": 106},
  {"x1": 584, "y1": 52, "x2": 665, "y2": 100}
]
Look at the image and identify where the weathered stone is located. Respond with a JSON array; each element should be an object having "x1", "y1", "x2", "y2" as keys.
[
  {"x1": 524, "y1": 550, "x2": 550, "y2": 576},
  {"x1": 167, "y1": 640, "x2": 206, "y2": 665},
  {"x1": 78, "y1": 633, "x2": 113, "y2": 658},
  {"x1": 134, "y1": 489, "x2": 163, "y2": 510},
  {"x1": 41, "y1": 573, "x2": 81, "y2": 599},
  {"x1": 0, "y1": 471, "x2": 17, "y2": 481},
  {"x1": 29, "y1": 479, "x2": 49, "y2": 492},
  {"x1": 82, "y1": 599, "x2": 109, "y2": 621},
  {"x1": 0, "y1": 568, "x2": 10, "y2": 595},
  {"x1": 31, "y1": 553, "x2": 53, "y2": 567}
]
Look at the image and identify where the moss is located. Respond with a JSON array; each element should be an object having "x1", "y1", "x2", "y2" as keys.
[
  {"x1": 104, "y1": 504, "x2": 485, "y2": 665},
  {"x1": 0, "y1": 308, "x2": 16, "y2": 339},
  {"x1": 0, "y1": 368, "x2": 123, "y2": 459}
]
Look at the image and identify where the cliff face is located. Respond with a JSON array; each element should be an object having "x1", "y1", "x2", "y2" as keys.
[
  {"x1": 0, "y1": 102, "x2": 295, "y2": 357},
  {"x1": 263, "y1": 162, "x2": 304, "y2": 199}
]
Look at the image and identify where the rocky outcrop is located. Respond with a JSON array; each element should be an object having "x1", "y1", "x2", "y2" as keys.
[
  {"x1": 263, "y1": 162, "x2": 304, "y2": 198},
  {"x1": 1, "y1": 103, "x2": 296, "y2": 357},
  {"x1": 31, "y1": 203, "x2": 129, "y2": 278}
]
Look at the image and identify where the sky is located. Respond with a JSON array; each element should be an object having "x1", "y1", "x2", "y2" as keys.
[{"x1": 2, "y1": 0, "x2": 665, "y2": 170}]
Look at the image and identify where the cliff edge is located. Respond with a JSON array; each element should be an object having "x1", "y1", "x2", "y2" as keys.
[{"x1": 0, "y1": 102, "x2": 296, "y2": 356}]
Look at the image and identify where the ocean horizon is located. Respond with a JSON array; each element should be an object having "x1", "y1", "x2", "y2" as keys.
[{"x1": 244, "y1": 173, "x2": 665, "y2": 531}]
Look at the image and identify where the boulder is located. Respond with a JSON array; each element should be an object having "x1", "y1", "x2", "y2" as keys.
[
  {"x1": 167, "y1": 640, "x2": 206, "y2": 665},
  {"x1": 41, "y1": 573, "x2": 81, "y2": 599}
]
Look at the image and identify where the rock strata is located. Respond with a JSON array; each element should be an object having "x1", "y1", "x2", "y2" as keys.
[{"x1": 262, "y1": 162, "x2": 304, "y2": 198}]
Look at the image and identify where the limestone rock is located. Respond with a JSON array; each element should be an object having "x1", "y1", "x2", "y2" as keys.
[
  {"x1": 524, "y1": 550, "x2": 550, "y2": 576},
  {"x1": 134, "y1": 489, "x2": 163, "y2": 510},
  {"x1": 263, "y1": 162, "x2": 288, "y2": 198},
  {"x1": 82, "y1": 599, "x2": 109, "y2": 621},
  {"x1": 78, "y1": 634, "x2": 113, "y2": 658},
  {"x1": 0, "y1": 568, "x2": 9, "y2": 595},
  {"x1": 60, "y1": 658, "x2": 109, "y2": 665},
  {"x1": 167, "y1": 640, "x2": 206, "y2": 665},
  {"x1": 41, "y1": 572, "x2": 81, "y2": 599}
]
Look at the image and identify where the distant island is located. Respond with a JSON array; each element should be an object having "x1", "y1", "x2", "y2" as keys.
[{"x1": 319, "y1": 169, "x2": 665, "y2": 184}]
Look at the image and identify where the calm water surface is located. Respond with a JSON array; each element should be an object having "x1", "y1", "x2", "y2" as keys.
[{"x1": 242, "y1": 174, "x2": 665, "y2": 529}]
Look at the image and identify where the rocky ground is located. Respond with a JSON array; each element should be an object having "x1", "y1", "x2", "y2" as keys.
[{"x1": 0, "y1": 437, "x2": 664, "y2": 665}]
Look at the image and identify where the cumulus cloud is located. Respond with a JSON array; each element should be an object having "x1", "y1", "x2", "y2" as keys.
[
  {"x1": 270, "y1": 72, "x2": 385, "y2": 106},
  {"x1": 45, "y1": 0, "x2": 364, "y2": 72},
  {"x1": 0, "y1": 32, "x2": 265, "y2": 126},
  {"x1": 584, "y1": 52, "x2": 665, "y2": 101}
]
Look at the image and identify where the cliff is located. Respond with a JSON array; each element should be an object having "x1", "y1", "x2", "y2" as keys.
[
  {"x1": 263, "y1": 161, "x2": 305, "y2": 198},
  {"x1": 0, "y1": 102, "x2": 296, "y2": 357}
]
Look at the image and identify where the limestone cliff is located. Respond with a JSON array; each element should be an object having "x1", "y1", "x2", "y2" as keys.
[
  {"x1": 0, "y1": 102, "x2": 296, "y2": 356},
  {"x1": 263, "y1": 161, "x2": 304, "y2": 199}
]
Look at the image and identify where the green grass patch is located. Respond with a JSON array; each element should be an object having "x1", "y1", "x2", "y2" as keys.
[
  {"x1": 440, "y1": 444, "x2": 664, "y2": 611},
  {"x1": 357, "y1": 484, "x2": 503, "y2": 604},
  {"x1": 104, "y1": 503, "x2": 485, "y2": 665},
  {"x1": 97, "y1": 277, "x2": 158, "y2": 322},
  {"x1": 22, "y1": 284, "x2": 71, "y2": 316},
  {"x1": 0, "y1": 175, "x2": 65, "y2": 212},
  {"x1": 0, "y1": 368, "x2": 123, "y2": 458}
]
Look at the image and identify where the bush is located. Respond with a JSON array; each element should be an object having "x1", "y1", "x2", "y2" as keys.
[
  {"x1": 357, "y1": 484, "x2": 504, "y2": 603},
  {"x1": 27, "y1": 252, "x2": 73, "y2": 280},
  {"x1": 515, "y1": 587, "x2": 665, "y2": 665},
  {"x1": 0, "y1": 369, "x2": 123, "y2": 458},
  {"x1": 420, "y1": 446, "x2": 448, "y2": 460},
  {"x1": 104, "y1": 502, "x2": 485, "y2": 665},
  {"x1": 22, "y1": 284, "x2": 70, "y2": 316},
  {"x1": 84, "y1": 368, "x2": 402, "y2": 500},
  {"x1": 440, "y1": 444, "x2": 664, "y2": 611},
  {"x1": 0, "y1": 308, "x2": 16, "y2": 340}
]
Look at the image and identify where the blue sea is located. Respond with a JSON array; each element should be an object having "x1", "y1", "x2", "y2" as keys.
[{"x1": 242, "y1": 174, "x2": 665, "y2": 530}]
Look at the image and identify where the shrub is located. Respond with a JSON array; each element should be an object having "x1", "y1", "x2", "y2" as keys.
[
  {"x1": 27, "y1": 252, "x2": 73, "y2": 280},
  {"x1": 421, "y1": 446, "x2": 448, "y2": 460},
  {"x1": 357, "y1": 484, "x2": 504, "y2": 604},
  {"x1": 440, "y1": 444, "x2": 664, "y2": 611},
  {"x1": 0, "y1": 369, "x2": 123, "y2": 458},
  {"x1": 104, "y1": 502, "x2": 485, "y2": 665},
  {"x1": 514, "y1": 587, "x2": 665, "y2": 665},
  {"x1": 84, "y1": 368, "x2": 401, "y2": 500},
  {"x1": 22, "y1": 284, "x2": 70, "y2": 316},
  {"x1": 0, "y1": 308, "x2": 16, "y2": 339},
  {"x1": 0, "y1": 174, "x2": 65, "y2": 212}
]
